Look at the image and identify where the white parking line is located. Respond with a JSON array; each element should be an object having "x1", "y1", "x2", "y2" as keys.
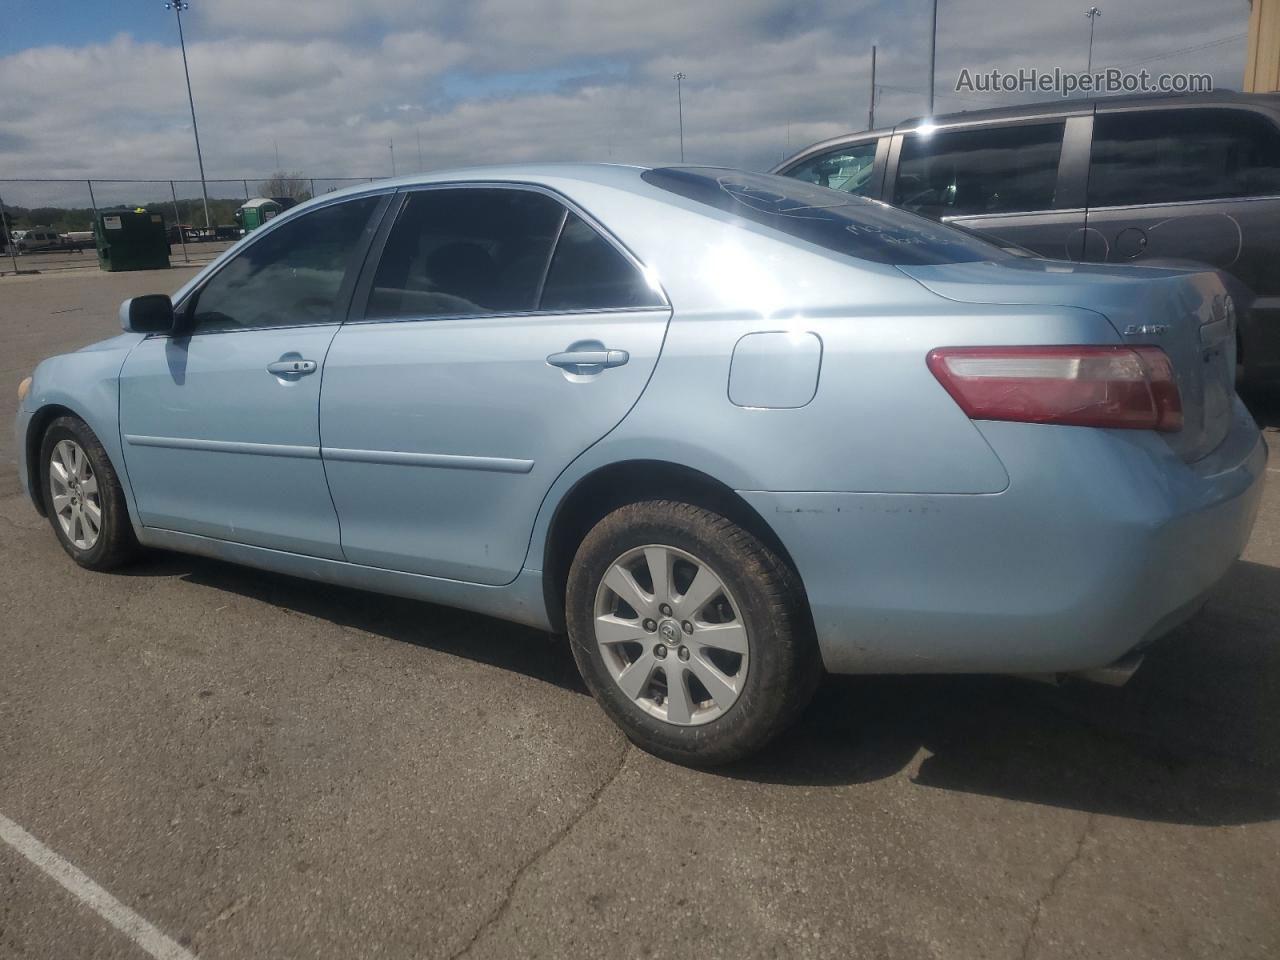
[{"x1": 0, "y1": 812, "x2": 197, "y2": 960}]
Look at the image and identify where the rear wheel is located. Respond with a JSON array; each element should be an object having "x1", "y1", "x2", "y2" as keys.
[
  {"x1": 39, "y1": 416, "x2": 139, "y2": 571},
  {"x1": 566, "y1": 500, "x2": 820, "y2": 766}
]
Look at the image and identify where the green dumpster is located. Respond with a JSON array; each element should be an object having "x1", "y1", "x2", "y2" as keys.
[
  {"x1": 95, "y1": 209, "x2": 170, "y2": 272},
  {"x1": 236, "y1": 198, "x2": 283, "y2": 233}
]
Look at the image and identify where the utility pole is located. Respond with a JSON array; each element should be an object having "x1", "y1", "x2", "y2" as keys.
[
  {"x1": 1085, "y1": 7, "x2": 1103, "y2": 73},
  {"x1": 927, "y1": 0, "x2": 938, "y2": 116},
  {"x1": 673, "y1": 72, "x2": 687, "y2": 162},
  {"x1": 389, "y1": 139, "x2": 396, "y2": 177},
  {"x1": 869, "y1": 44, "x2": 878, "y2": 129},
  {"x1": 165, "y1": 2, "x2": 211, "y2": 230},
  {"x1": 416, "y1": 129, "x2": 423, "y2": 171}
]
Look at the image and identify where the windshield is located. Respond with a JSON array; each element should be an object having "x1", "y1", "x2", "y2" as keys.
[{"x1": 641, "y1": 167, "x2": 1012, "y2": 266}]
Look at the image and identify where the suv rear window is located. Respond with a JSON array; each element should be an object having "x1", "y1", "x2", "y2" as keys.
[
  {"x1": 641, "y1": 167, "x2": 1008, "y2": 266},
  {"x1": 1088, "y1": 108, "x2": 1280, "y2": 206}
]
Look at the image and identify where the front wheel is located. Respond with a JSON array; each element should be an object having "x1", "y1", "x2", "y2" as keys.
[
  {"x1": 39, "y1": 415, "x2": 139, "y2": 571},
  {"x1": 566, "y1": 500, "x2": 820, "y2": 766}
]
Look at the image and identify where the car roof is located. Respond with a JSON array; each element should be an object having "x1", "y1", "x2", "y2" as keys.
[
  {"x1": 306, "y1": 162, "x2": 653, "y2": 205},
  {"x1": 894, "y1": 90, "x2": 1280, "y2": 131}
]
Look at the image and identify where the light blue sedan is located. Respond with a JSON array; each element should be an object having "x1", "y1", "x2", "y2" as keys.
[{"x1": 14, "y1": 165, "x2": 1267, "y2": 765}]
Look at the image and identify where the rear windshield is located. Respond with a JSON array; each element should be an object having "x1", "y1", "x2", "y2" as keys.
[{"x1": 641, "y1": 167, "x2": 1010, "y2": 266}]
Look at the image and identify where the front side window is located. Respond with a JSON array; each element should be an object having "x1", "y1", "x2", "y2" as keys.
[
  {"x1": 1088, "y1": 108, "x2": 1280, "y2": 207},
  {"x1": 367, "y1": 188, "x2": 564, "y2": 320},
  {"x1": 894, "y1": 122, "x2": 1065, "y2": 218},
  {"x1": 189, "y1": 196, "x2": 379, "y2": 332},
  {"x1": 641, "y1": 167, "x2": 1009, "y2": 266},
  {"x1": 785, "y1": 141, "x2": 879, "y2": 196}
]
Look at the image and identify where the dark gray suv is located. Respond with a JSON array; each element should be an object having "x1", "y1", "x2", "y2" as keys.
[{"x1": 773, "y1": 92, "x2": 1280, "y2": 384}]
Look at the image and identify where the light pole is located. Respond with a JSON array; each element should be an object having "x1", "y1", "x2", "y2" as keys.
[
  {"x1": 1085, "y1": 7, "x2": 1102, "y2": 73},
  {"x1": 165, "y1": 2, "x2": 211, "y2": 230},
  {"x1": 927, "y1": 0, "x2": 938, "y2": 116},
  {"x1": 673, "y1": 72, "x2": 687, "y2": 162},
  {"x1": 389, "y1": 138, "x2": 396, "y2": 177},
  {"x1": 868, "y1": 44, "x2": 878, "y2": 130}
]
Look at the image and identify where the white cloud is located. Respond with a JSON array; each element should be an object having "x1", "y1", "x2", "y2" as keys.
[{"x1": 0, "y1": 0, "x2": 1255, "y2": 210}]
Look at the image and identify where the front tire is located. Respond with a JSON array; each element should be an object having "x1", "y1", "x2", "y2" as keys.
[
  {"x1": 39, "y1": 415, "x2": 139, "y2": 571},
  {"x1": 566, "y1": 500, "x2": 820, "y2": 766}
]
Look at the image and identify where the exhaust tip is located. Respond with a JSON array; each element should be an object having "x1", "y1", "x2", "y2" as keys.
[
  {"x1": 1017, "y1": 651, "x2": 1146, "y2": 688},
  {"x1": 1070, "y1": 652, "x2": 1145, "y2": 687}
]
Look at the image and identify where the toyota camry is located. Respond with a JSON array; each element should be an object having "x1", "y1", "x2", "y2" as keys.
[{"x1": 14, "y1": 165, "x2": 1267, "y2": 765}]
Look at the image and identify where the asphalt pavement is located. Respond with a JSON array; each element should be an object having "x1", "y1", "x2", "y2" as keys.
[{"x1": 1, "y1": 267, "x2": 1278, "y2": 959}]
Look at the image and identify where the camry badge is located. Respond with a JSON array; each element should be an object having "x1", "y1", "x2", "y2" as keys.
[{"x1": 1123, "y1": 324, "x2": 1170, "y2": 336}]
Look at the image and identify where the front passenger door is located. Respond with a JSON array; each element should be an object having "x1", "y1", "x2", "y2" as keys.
[{"x1": 119, "y1": 194, "x2": 385, "y2": 558}]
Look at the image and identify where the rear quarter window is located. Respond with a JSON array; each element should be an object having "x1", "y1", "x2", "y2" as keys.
[{"x1": 641, "y1": 167, "x2": 1009, "y2": 266}]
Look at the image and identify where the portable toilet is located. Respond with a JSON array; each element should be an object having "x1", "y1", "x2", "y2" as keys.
[
  {"x1": 236, "y1": 198, "x2": 283, "y2": 233},
  {"x1": 95, "y1": 209, "x2": 170, "y2": 272}
]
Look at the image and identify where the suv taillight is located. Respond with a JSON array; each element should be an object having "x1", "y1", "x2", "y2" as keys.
[{"x1": 927, "y1": 345, "x2": 1182, "y2": 432}]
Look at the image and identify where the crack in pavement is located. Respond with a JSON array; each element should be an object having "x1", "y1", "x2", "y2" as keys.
[
  {"x1": 1018, "y1": 813, "x2": 1094, "y2": 960},
  {"x1": 448, "y1": 737, "x2": 633, "y2": 960},
  {"x1": 0, "y1": 512, "x2": 43, "y2": 533}
]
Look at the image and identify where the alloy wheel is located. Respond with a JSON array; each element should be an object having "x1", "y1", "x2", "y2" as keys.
[
  {"x1": 593, "y1": 544, "x2": 749, "y2": 726},
  {"x1": 49, "y1": 439, "x2": 101, "y2": 550}
]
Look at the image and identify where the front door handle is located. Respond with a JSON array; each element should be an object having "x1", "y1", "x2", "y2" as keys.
[
  {"x1": 546, "y1": 349, "x2": 629, "y2": 372},
  {"x1": 266, "y1": 358, "x2": 318, "y2": 377}
]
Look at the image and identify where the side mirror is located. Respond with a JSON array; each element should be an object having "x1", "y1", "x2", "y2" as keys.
[{"x1": 119, "y1": 294, "x2": 175, "y2": 334}]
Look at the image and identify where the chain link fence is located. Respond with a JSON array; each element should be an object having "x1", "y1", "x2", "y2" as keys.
[{"x1": 0, "y1": 176, "x2": 382, "y2": 276}]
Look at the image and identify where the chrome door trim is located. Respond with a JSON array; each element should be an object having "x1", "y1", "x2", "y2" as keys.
[
  {"x1": 322, "y1": 447, "x2": 535, "y2": 474},
  {"x1": 124, "y1": 435, "x2": 321, "y2": 459},
  {"x1": 1084, "y1": 193, "x2": 1280, "y2": 213}
]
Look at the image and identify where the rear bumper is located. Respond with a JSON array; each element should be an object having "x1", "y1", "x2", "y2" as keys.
[{"x1": 741, "y1": 397, "x2": 1266, "y2": 675}]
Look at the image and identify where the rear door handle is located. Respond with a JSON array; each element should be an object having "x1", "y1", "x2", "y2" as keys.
[
  {"x1": 266, "y1": 359, "x2": 318, "y2": 377},
  {"x1": 546, "y1": 349, "x2": 629, "y2": 371}
]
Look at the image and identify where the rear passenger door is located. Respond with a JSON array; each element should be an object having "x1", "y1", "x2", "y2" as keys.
[
  {"x1": 319, "y1": 185, "x2": 672, "y2": 585},
  {"x1": 1081, "y1": 106, "x2": 1280, "y2": 286},
  {"x1": 886, "y1": 117, "x2": 1089, "y2": 260}
]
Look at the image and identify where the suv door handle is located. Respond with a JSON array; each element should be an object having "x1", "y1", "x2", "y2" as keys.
[
  {"x1": 266, "y1": 359, "x2": 317, "y2": 377},
  {"x1": 546, "y1": 349, "x2": 629, "y2": 371}
]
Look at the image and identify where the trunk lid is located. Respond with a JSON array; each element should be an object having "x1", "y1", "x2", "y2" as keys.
[{"x1": 898, "y1": 258, "x2": 1236, "y2": 462}]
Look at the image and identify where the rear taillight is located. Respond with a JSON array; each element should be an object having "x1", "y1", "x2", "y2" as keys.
[{"x1": 927, "y1": 345, "x2": 1183, "y2": 432}]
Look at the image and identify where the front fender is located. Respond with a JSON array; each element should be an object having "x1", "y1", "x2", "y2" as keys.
[{"x1": 21, "y1": 341, "x2": 141, "y2": 529}]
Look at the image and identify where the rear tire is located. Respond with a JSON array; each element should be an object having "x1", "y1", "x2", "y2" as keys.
[
  {"x1": 566, "y1": 499, "x2": 821, "y2": 766},
  {"x1": 39, "y1": 415, "x2": 139, "y2": 571}
]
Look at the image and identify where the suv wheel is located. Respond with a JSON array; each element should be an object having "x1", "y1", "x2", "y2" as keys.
[{"x1": 566, "y1": 500, "x2": 820, "y2": 766}]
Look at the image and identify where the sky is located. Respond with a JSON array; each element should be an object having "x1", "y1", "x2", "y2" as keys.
[{"x1": 0, "y1": 0, "x2": 1255, "y2": 208}]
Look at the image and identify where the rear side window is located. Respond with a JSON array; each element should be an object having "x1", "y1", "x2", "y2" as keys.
[
  {"x1": 1088, "y1": 108, "x2": 1280, "y2": 207},
  {"x1": 784, "y1": 140, "x2": 879, "y2": 196},
  {"x1": 367, "y1": 188, "x2": 564, "y2": 319},
  {"x1": 539, "y1": 212, "x2": 663, "y2": 311},
  {"x1": 894, "y1": 122, "x2": 1065, "y2": 217},
  {"x1": 641, "y1": 167, "x2": 1009, "y2": 266},
  {"x1": 190, "y1": 195, "x2": 379, "y2": 332}
]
